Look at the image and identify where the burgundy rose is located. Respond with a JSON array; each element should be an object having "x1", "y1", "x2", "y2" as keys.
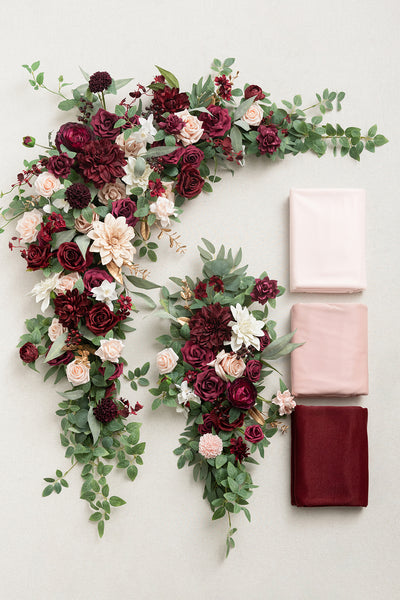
[
  {"x1": 23, "y1": 243, "x2": 51, "y2": 270},
  {"x1": 47, "y1": 153, "x2": 74, "y2": 179},
  {"x1": 259, "y1": 329, "x2": 271, "y2": 351},
  {"x1": 215, "y1": 406, "x2": 245, "y2": 432},
  {"x1": 181, "y1": 341, "x2": 214, "y2": 368},
  {"x1": 76, "y1": 139, "x2": 127, "y2": 189},
  {"x1": 194, "y1": 367, "x2": 226, "y2": 403},
  {"x1": 57, "y1": 242, "x2": 93, "y2": 272},
  {"x1": 99, "y1": 361, "x2": 124, "y2": 381},
  {"x1": 86, "y1": 302, "x2": 119, "y2": 336},
  {"x1": 55, "y1": 122, "x2": 93, "y2": 153},
  {"x1": 198, "y1": 105, "x2": 231, "y2": 137},
  {"x1": 19, "y1": 342, "x2": 39, "y2": 363},
  {"x1": 245, "y1": 360, "x2": 262, "y2": 382},
  {"x1": 159, "y1": 114, "x2": 184, "y2": 135},
  {"x1": 91, "y1": 108, "x2": 120, "y2": 141},
  {"x1": 194, "y1": 281, "x2": 207, "y2": 299},
  {"x1": 83, "y1": 268, "x2": 114, "y2": 293},
  {"x1": 160, "y1": 145, "x2": 185, "y2": 165},
  {"x1": 244, "y1": 85, "x2": 265, "y2": 101},
  {"x1": 54, "y1": 289, "x2": 91, "y2": 328},
  {"x1": 176, "y1": 164, "x2": 204, "y2": 199},
  {"x1": 198, "y1": 412, "x2": 220, "y2": 435},
  {"x1": 151, "y1": 85, "x2": 190, "y2": 116},
  {"x1": 89, "y1": 71, "x2": 112, "y2": 94},
  {"x1": 181, "y1": 145, "x2": 204, "y2": 168},
  {"x1": 250, "y1": 276, "x2": 279, "y2": 304},
  {"x1": 227, "y1": 377, "x2": 257, "y2": 410},
  {"x1": 189, "y1": 303, "x2": 232, "y2": 351},
  {"x1": 244, "y1": 425, "x2": 264, "y2": 444},
  {"x1": 47, "y1": 351, "x2": 75, "y2": 366},
  {"x1": 111, "y1": 198, "x2": 138, "y2": 227},
  {"x1": 256, "y1": 125, "x2": 281, "y2": 155}
]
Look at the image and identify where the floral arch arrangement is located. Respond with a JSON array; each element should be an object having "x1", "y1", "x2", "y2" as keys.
[{"x1": 0, "y1": 58, "x2": 386, "y2": 537}]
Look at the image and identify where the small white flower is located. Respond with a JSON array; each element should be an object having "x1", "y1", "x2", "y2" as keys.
[
  {"x1": 227, "y1": 304, "x2": 265, "y2": 352},
  {"x1": 42, "y1": 197, "x2": 69, "y2": 214},
  {"x1": 131, "y1": 114, "x2": 157, "y2": 145},
  {"x1": 91, "y1": 280, "x2": 118, "y2": 309},
  {"x1": 176, "y1": 381, "x2": 201, "y2": 416},
  {"x1": 29, "y1": 272, "x2": 60, "y2": 312},
  {"x1": 122, "y1": 156, "x2": 153, "y2": 192}
]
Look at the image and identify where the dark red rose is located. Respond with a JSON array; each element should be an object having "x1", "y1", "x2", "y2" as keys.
[
  {"x1": 181, "y1": 341, "x2": 214, "y2": 368},
  {"x1": 91, "y1": 108, "x2": 120, "y2": 140},
  {"x1": 189, "y1": 303, "x2": 232, "y2": 351},
  {"x1": 19, "y1": 342, "x2": 39, "y2": 363},
  {"x1": 111, "y1": 198, "x2": 138, "y2": 227},
  {"x1": 176, "y1": 164, "x2": 204, "y2": 199},
  {"x1": 47, "y1": 212, "x2": 66, "y2": 232},
  {"x1": 151, "y1": 85, "x2": 190, "y2": 116},
  {"x1": 55, "y1": 122, "x2": 93, "y2": 153},
  {"x1": 227, "y1": 377, "x2": 257, "y2": 410},
  {"x1": 256, "y1": 125, "x2": 281, "y2": 155},
  {"x1": 23, "y1": 243, "x2": 51, "y2": 270},
  {"x1": 198, "y1": 105, "x2": 231, "y2": 137},
  {"x1": 89, "y1": 71, "x2": 112, "y2": 93},
  {"x1": 37, "y1": 223, "x2": 52, "y2": 245},
  {"x1": 259, "y1": 329, "x2": 271, "y2": 351},
  {"x1": 209, "y1": 275, "x2": 224, "y2": 293},
  {"x1": 245, "y1": 360, "x2": 262, "y2": 382},
  {"x1": 77, "y1": 139, "x2": 127, "y2": 189},
  {"x1": 65, "y1": 183, "x2": 91, "y2": 209},
  {"x1": 47, "y1": 350, "x2": 75, "y2": 366},
  {"x1": 215, "y1": 405, "x2": 245, "y2": 432},
  {"x1": 194, "y1": 367, "x2": 226, "y2": 403},
  {"x1": 86, "y1": 303, "x2": 119, "y2": 336},
  {"x1": 230, "y1": 436, "x2": 250, "y2": 462},
  {"x1": 57, "y1": 242, "x2": 93, "y2": 272},
  {"x1": 198, "y1": 412, "x2": 220, "y2": 435},
  {"x1": 244, "y1": 85, "x2": 265, "y2": 101},
  {"x1": 54, "y1": 289, "x2": 91, "y2": 328},
  {"x1": 159, "y1": 114, "x2": 184, "y2": 135},
  {"x1": 160, "y1": 145, "x2": 185, "y2": 165},
  {"x1": 244, "y1": 425, "x2": 264, "y2": 444},
  {"x1": 194, "y1": 281, "x2": 207, "y2": 299},
  {"x1": 83, "y1": 268, "x2": 114, "y2": 293},
  {"x1": 181, "y1": 145, "x2": 204, "y2": 168},
  {"x1": 93, "y1": 396, "x2": 118, "y2": 424},
  {"x1": 99, "y1": 361, "x2": 124, "y2": 381},
  {"x1": 250, "y1": 276, "x2": 279, "y2": 304},
  {"x1": 47, "y1": 153, "x2": 74, "y2": 179}
]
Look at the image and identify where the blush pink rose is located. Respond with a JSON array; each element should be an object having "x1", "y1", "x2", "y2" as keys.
[
  {"x1": 54, "y1": 273, "x2": 80, "y2": 294},
  {"x1": 198, "y1": 433, "x2": 223, "y2": 459},
  {"x1": 16, "y1": 209, "x2": 43, "y2": 243},
  {"x1": 48, "y1": 317, "x2": 67, "y2": 342},
  {"x1": 95, "y1": 339, "x2": 125, "y2": 363},
  {"x1": 34, "y1": 172, "x2": 62, "y2": 197},
  {"x1": 66, "y1": 360, "x2": 91, "y2": 386},
  {"x1": 242, "y1": 102, "x2": 264, "y2": 127},
  {"x1": 156, "y1": 348, "x2": 179, "y2": 374},
  {"x1": 175, "y1": 109, "x2": 204, "y2": 146},
  {"x1": 209, "y1": 350, "x2": 246, "y2": 381}
]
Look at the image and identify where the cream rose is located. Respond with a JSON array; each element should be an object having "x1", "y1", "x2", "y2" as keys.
[
  {"x1": 48, "y1": 317, "x2": 67, "y2": 342},
  {"x1": 95, "y1": 339, "x2": 124, "y2": 363},
  {"x1": 116, "y1": 133, "x2": 146, "y2": 158},
  {"x1": 149, "y1": 195, "x2": 177, "y2": 227},
  {"x1": 175, "y1": 109, "x2": 204, "y2": 146},
  {"x1": 15, "y1": 208, "x2": 43, "y2": 243},
  {"x1": 66, "y1": 360, "x2": 91, "y2": 386},
  {"x1": 54, "y1": 273, "x2": 80, "y2": 294},
  {"x1": 98, "y1": 180, "x2": 127, "y2": 205},
  {"x1": 242, "y1": 102, "x2": 264, "y2": 127},
  {"x1": 156, "y1": 348, "x2": 179, "y2": 374},
  {"x1": 34, "y1": 172, "x2": 62, "y2": 197},
  {"x1": 209, "y1": 350, "x2": 246, "y2": 381},
  {"x1": 74, "y1": 207, "x2": 99, "y2": 234}
]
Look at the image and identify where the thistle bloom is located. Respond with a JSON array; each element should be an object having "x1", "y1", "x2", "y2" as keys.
[{"x1": 88, "y1": 213, "x2": 135, "y2": 267}]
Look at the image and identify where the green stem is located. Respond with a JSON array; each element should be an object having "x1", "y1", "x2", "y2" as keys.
[{"x1": 101, "y1": 92, "x2": 107, "y2": 110}]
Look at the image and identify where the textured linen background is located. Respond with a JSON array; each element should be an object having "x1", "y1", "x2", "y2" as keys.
[{"x1": 0, "y1": 1, "x2": 399, "y2": 599}]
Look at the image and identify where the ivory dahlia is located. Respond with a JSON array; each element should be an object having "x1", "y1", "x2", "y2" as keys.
[{"x1": 88, "y1": 213, "x2": 135, "y2": 267}]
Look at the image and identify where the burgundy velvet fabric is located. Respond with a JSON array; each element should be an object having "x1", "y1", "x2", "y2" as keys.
[{"x1": 291, "y1": 405, "x2": 368, "y2": 507}]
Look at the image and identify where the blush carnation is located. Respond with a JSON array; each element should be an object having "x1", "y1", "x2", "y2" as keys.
[{"x1": 198, "y1": 433, "x2": 223, "y2": 459}]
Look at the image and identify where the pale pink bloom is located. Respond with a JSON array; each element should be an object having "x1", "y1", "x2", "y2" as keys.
[
  {"x1": 175, "y1": 109, "x2": 204, "y2": 146},
  {"x1": 66, "y1": 360, "x2": 91, "y2": 386},
  {"x1": 209, "y1": 350, "x2": 246, "y2": 381},
  {"x1": 198, "y1": 433, "x2": 223, "y2": 459},
  {"x1": 242, "y1": 102, "x2": 264, "y2": 127},
  {"x1": 115, "y1": 133, "x2": 145, "y2": 158},
  {"x1": 87, "y1": 213, "x2": 135, "y2": 267},
  {"x1": 156, "y1": 348, "x2": 179, "y2": 374},
  {"x1": 149, "y1": 195, "x2": 177, "y2": 227},
  {"x1": 272, "y1": 390, "x2": 296, "y2": 416},
  {"x1": 16, "y1": 208, "x2": 43, "y2": 243},
  {"x1": 48, "y1": 317, "x2": 68, "y2": 342},
  {"x1": 54, "y1": 273, "x2": 80, "y2": 294},
  {"x1": 97, "y1": 179, "x2": 127, "y2": 205},
  {"x1": 95, "y1": 339, "x2": 124, "y2": 363},
  {"x1": 34, "y1": 172, "x2": 62, "y2": 197}
]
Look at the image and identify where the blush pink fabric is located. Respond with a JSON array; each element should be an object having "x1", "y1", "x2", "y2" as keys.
[
  {"x1": 290, "y1": 188, "x2": 366, "y2": 293},
  {"x1": 291, "y1": 303, "x2": 368, "y2": 397}
]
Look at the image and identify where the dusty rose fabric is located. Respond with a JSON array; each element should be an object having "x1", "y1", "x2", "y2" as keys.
[
  {"x1": 290, "y1": 188, "x2": 366, "y2": 293},
  {"x1": 291, "y1": 405, "x2": 369, "y2": 507},
  {"x1": 291, "y1": 303, "x2": 368, "y2": 397}
]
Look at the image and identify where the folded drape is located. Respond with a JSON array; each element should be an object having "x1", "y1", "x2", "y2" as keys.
[
  {"x1": 290, "y1": 188, "x2": 366, "y2": 293},
  {"x1": 291, "y1": 405, "x2": 369, "y2": 507},
  {"x1": 291, "y1": 303, "x2": 368, "y2": 397}
]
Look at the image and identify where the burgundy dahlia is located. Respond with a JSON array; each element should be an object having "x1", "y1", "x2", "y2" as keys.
[
  {"x1": 93, "y1": 396, "x2": 118, "y2": 424},
  {"x1": 88, "y1": 71, "x2": 112, "y2": 93},
  {"x1": 227, "y1": 377, "x2": 257, "y2": 410},
  {"x1": 244, "y1": 425, "x2": 264, "y2": 444},
  {"x1": 111, "y1": 198, "x2": 138, "y2": 227},
  {"x1": 160, "y1": 145, "x2": 185, "y2": 165},
  {"x1": 257, "y1": 329, "x2": 271, "y2": 352},
  {"x1": 151, "y1": 85, "x2": 190, "y2": 116},
  {"x1": 55, "y1": 122, "x2": 93, "y2": 153},
  {"x1": 230, "y1": 436, "x2": 250, "y2": 463},
  {"x1": 76, "y1": 138, "x2": 127, "y2": 189},
  {"x1": 244, "y1": 85, "x2": 265, "y2": 101},
  {"x1": 250, "y1": 276, "x2": 279, "y2": 304},
  {"x1": 91, "y1": 108, "x2": 120, "y2": 140},
  {"x1": 65, "y1": 183, "x2": 92, "y2": 209},
  {"x1": 175, "y1": 164, "x2": 204, "y2": 199},
  {"x1": 256, "y1": 125, "x2": 281, "y2": 155},
  {"x1": 47, "y1": 153, "x2": 74, "y2": 179},
  {"x1": 198, "y1": 105, "x2": 231, "y2": 137},
  {"x1": 189, "y1": 303, "x2": 232, "y2": 351},
  {"x1": 19, "y1": 342, "x2": 39, "y2": 363},
  {"x1": 54, "y1": 288, "x2": 91, "y2": 328}
]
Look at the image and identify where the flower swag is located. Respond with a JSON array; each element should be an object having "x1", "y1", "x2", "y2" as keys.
[{"x1": 152, "y1": 240, "x2": 300, "y2": 556}]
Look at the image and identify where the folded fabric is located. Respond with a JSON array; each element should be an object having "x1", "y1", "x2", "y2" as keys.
[
  {"x1": 291, "y1": 303, "x2": 368, "y2": 397},
  {"x1": 290, "y1": 188, "x2": 366, "y2": 293},
  {"x1": 291, "y1": 405, "x2": 369, "y2": 507}
]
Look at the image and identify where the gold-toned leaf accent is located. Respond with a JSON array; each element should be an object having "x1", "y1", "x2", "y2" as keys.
[
  {"x1": 140, "y1": 218, "x2": 150, "y2": 241},
  {"x1": 106, "y1": 260, "x2": 123, "y2": 284},
  {"x1": 155, "y1": 224, "x2": 186, "y2": 254},
  {"x1": 248, "y1": 407, "x2": 265, "y2": 426},
  {"x1": 177, "y1": 317, "x2": 190, "y2": 326}
]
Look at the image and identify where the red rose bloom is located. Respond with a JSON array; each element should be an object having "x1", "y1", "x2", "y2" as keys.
[
  {"x1": 176, "y1": 164, "x2": 204, "y2": 199},
  {"x1": 47, "y1": 350, "x2": 74, "y2": 366},
  {"x1": 245, "y1": 360, "x2": 262, "y2": 382},
  {"x1": 215, "y1": 405, "x2": 245, "y2": 432},
  {"x1": 250, "y1": 276, "x2": 279, "y2": 304},
  {"x1": 227, "y1": 377, "x2": 257, "y2": 410},
  {"x1": 57, "y1": 242, "x2": 93, "y2": 272},
  {"x1": 198, "y1": 412, "x2": 220, "y2": 435},
  {"x1": 83, "y1": 268, "x2": 114, "y2": 293},
  {"x1": 181, "y1": 145, "x2": 204, "y2": 168},
  {"x1": 194, "y1": 367, "x2": 226, "y2": 403},
  {"x1": 160, "y1": 145, "x2": 185, "y2": 165},
  {"x1": 99, "y1": 362, "x2": 124, "y2": 381},
  {"x1": 55, "y1": 122, "x2": 93, "y2": 153},
  {"x1": 244, "y1": 425, "x2": 264, "y2": 444},
  {"x1": 22, "y1": 243, "x2": 51, "y2": 270},
  {"x1": 47, "y1": 153, "x2": 74, "y2": 179},
  {"x1": 256, "y1": 125, "x2": 281, "y2": 155},
  {"x1": 19, "y1": 342, "x2": 39, "y2": 363},
  {"x1": 194, "y1": 281, "x2": 207, "y2": 299},
  {"x1": 91, "y1": 108, "x2": 120, "y2": 140},
  {"x1": 230, "y1": 436, "x2": 250, "y2": 462},
  {"x1": 198, "y1": 105, "x2": 231, "y2": 137},
  {"x1": 181, "y1": 341, "x2": 214, "y2": 368},
  {"x1": 85, "y1": 302, "x2": 119, "y2": 336},
  {"x1": 54, "y1": 288, "x2": 91, "y2": 328},
  {"x1": 111, "y1": 198, "x2": 138, "y2": 227},
  {"x1": 77, "y1": 138, "x2": 127, "y2": 189},
  {"x1": 151, "y1": 85, "x2": 190, "y2": 116},
  {"x1": 244, "y1": 85, "x2": 265, "y2": 101},
  {"x1": 189, "y1": 303, "x2": 232, "y2": 351}
]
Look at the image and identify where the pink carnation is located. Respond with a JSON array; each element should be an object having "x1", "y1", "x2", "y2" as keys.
[
  {"x1": 272, "y1": 389, "x2": 296, "y2": 416},
  {"x1": 198, "y1": 433, "x2": 223, "y2": 459}
]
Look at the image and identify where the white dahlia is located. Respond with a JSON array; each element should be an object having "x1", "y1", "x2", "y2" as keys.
[{"x1": 87, "y1": 213, "x2": 135, "y2": 267}]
